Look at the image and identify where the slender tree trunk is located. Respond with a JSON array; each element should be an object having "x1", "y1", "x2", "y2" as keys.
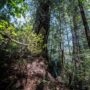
[
  {"x1": 78, "y1": 0, "x2": 90, "y2": 48},
  {"x1": 72, "y1": 5, "x2": 83, "y2": 90},
  {"x1": 34, "y1": 0, "x2": 50, "y2": 59},
  {"x1": 58, "y1": 5, "x2": 65, "y2": 77}
]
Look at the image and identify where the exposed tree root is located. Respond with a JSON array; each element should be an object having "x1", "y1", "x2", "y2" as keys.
[{"x1": 1, "y1": 56, "x2": 70, "y2": 90}]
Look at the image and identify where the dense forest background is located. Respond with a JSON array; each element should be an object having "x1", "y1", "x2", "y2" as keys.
[{"x1": 0, "y1": 0, "x2": 90, "y2": 90}]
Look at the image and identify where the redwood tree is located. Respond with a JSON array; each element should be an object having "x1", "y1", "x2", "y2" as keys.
[{"x1": 34, "y1": 0, "x2": 51, "y2": 59}]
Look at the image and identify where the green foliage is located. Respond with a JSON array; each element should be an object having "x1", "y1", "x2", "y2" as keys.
[
  {"x1": 0, "y1": 20, "x2": 16, "y2": 36},
  {"x1": 16, "y1": 26, "x2": 44, "y2": 55},
  {"x1": 80, "y1": 0, "x2": 87, "y2": 3},
  {"x1": 0, "y1": 20, "x2": 43, "y2": 55},
  {"x1": 0, "y1": 0, "x2": 29, "y2": 19},
  {"x1": 0, "y1": 20, "x2": 8, "y2": 29},
  {"x1": 8, "y1": 0, "x2": 29, "y2": 17},
  {"x1": 0, "y1": 0, "x2": 90, "y2": 89}
]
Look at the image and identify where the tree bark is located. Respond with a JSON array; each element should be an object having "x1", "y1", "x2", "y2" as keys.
[
  {"x1": 78, "y1": 0, "x2": 90, "y2": 48},
  {"x1": 34, "y1": 0, "x2": 50, "y2": 59},
  {"x1": 71, "y1": 4, "x2": 83, "y2": 89}
]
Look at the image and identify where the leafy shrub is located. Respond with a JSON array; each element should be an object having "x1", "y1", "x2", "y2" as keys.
[
  {"x1": 16, "y1": 28, "x2": 44, "y2": 55},
  {"x1": 0, "y1": 20, "x2": 43, "y2": 55}
]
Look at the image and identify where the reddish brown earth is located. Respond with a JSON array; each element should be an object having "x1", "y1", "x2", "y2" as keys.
[{"x1": 9, "y1": 56, "x2": 69, "y2": 90}]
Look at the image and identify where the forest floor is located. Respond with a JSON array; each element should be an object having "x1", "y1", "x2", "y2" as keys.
[{"x1": 0, "y1": 54, "x2": 70, "y2": 90}]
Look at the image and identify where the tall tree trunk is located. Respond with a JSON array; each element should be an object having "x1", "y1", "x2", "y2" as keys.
[
  {"x1": 78, "y1": 0, "x2": 90, "y2": 48},
  {"x1": 34, "y1": 0, "x2": 50, "y2": 59},
  {"x1": 72, "y1": 4, "x2": 83, "y2": 89}
]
